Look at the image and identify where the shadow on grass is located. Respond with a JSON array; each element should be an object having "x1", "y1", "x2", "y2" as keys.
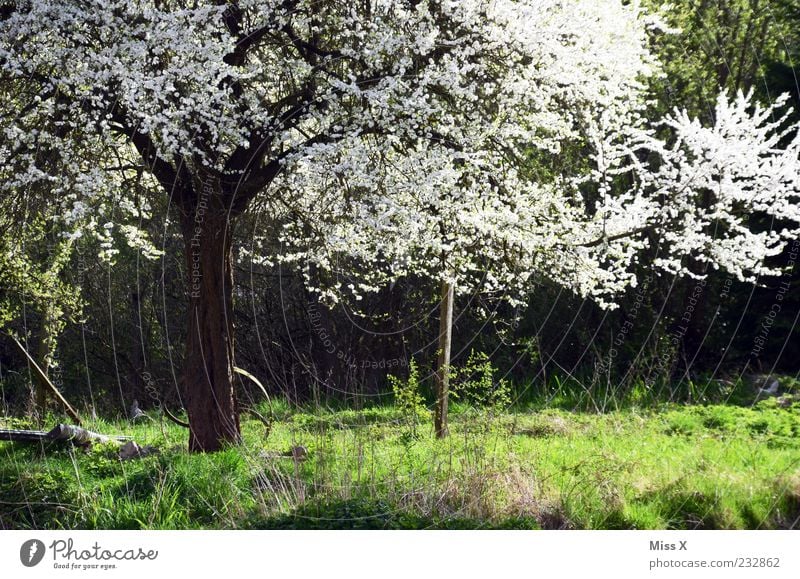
[{"x1": 243, "y1": 498, "x2": 543, "y2": 530}]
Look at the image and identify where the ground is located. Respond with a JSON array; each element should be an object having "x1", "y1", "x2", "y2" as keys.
[{"x1": 1, "y1": 392, "x2": 799, "y2": 530}]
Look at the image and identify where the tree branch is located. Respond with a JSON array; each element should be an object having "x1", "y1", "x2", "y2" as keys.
[{"x1": 578, "y1": 225, "x2": 652, "y2": 248}]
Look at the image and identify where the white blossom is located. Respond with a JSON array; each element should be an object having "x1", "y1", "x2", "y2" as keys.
[{"x1": 2, "y1": 0, "x2": 798, "y2": 306}]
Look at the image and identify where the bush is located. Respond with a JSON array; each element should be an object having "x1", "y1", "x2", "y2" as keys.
[
  {"x1": 388, "y1": 359, "x2": 427, "y2": 437},
  {"x1": 452, "y1": 351, "x2": 511, "y2": 411}
]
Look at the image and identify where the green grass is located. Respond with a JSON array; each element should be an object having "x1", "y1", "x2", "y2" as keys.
[{"x1": 1, "y1": 397, "x2": 799, "y2": 529}]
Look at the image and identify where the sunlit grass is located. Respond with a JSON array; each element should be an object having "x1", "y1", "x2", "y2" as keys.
[{"x1": 1, "y1": 396, "x2": 799, "y2": 529}]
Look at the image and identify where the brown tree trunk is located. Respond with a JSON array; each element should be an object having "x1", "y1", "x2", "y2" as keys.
[
  {"x1": 434, "y1": 280, "x2": 454, "y2": 438},
  {"x1": 180, "y1": 200, "x2": 241, "y2": 452}
]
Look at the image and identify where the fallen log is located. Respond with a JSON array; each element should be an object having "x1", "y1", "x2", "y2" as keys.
[
  {"x1": 0, "y1": 429, "x2": 49, "y2": 443},
  {"x1": 0, "y1": 424, "x2": 131, "y2": 445}
]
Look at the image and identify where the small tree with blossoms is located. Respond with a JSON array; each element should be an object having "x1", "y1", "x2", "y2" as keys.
[
  {"x1": 276, "y1": 87, "x2": 800, "y2": 436},
  {"x1": 2, "y1": 1, "x2": 799, "y2": 448},
  {"x1": 277, "y1": 89, "x2": 800, "y2": 437}
]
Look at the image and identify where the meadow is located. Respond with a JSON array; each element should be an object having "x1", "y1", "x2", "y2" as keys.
[{"x1": 2, "y1": 376, "x2": 799, "y2": 530}]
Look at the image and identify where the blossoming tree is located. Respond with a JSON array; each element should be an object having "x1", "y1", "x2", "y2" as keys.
[
  {"x1": 272, "y1": 21, "x2": 800, "y2": 434},
  {"x1": 2, "y1": 0, "x2": 798, "y2": 448},
  {"x1": 279, "y1": 87, "x2": 800, "y2": 435}
]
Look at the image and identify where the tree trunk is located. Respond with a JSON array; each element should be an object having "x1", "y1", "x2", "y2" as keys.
[
  {"x1": 434, "y1": 280, "x2": 454, "y2": 438},
  {"x1": 181, "y1": 203, "x2": 241, "y2": 452}
]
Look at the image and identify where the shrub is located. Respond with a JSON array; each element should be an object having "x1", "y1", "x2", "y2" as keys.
[
  {"x1": 452, "y1": 351, "x2": 511, "y2": 412},
  {"x1": 388, "y1": 359, "x2": 427, "y2": 437}
]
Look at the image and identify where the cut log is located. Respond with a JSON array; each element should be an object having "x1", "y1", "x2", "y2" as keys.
[
  {"x1": 0, "y1": 424, "x2": 131, "y2": 445},
  {"x1": 47, "y1": 424, "x2": 131, "y2": 444},
  {"x1": 0, "y1": 429, "x2": 50, "y2": 442}
]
